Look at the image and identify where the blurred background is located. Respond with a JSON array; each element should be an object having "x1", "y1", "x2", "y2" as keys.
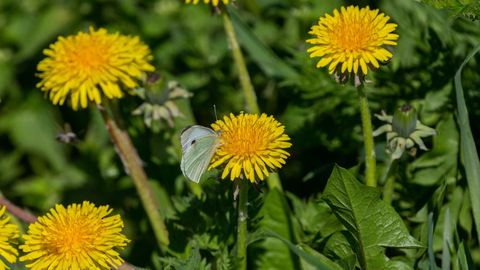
[{"x1": 0, "y1": 0, "x2": 479, "y2": 268}]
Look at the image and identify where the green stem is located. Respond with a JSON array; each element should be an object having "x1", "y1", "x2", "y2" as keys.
[
  {"x1": 222, "y1": 11, "x2": 285, "y2": 192},
  {"x1": 357, "y1": 85, "x2": 377, "y2": 187},
  {"x1": 381, "y1": 158, "x2": 396, "y2": 204},
  {"x1": 98, "y1": 104, "x2": 169, "y2": 248},
  {"x1": 237, "y1": 180, "x2": 249, "y2": 270},
  {"x1": 222, "y1": 11, "x2": 260, "y2": 114},
  {"x1": 0, "y1": 193, "x2": 36, "y2": 233}
]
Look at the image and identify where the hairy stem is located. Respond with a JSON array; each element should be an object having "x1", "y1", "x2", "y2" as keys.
[
  {"x1": 381, "y1": 158, "x2": 396, "y2": 204},
  {"x1": 222, "y1": 11, "x2": 284, "y2": 190},
  {"x1": 357, "y1": 85, "x2": 377, "y2": 187},
  {"x1": 0, "y1": 195, "x2": 37, "y2": 224},
  {"x1": 98, "y1": 104, "x2": 169, "y2": 248},
  {"x1": 222, "y1": 11, "x2": 260, "y2": 114},
  {"x1": 237, "y1": 180, "x2": 249, "y2": 270}
]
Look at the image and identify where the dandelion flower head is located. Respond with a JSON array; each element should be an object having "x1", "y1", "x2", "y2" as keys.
[
  {"x1": 0, "y1": 206, "x2": 19, "y2": 270},
  {"x1": 184, "y1": 0, "x2": 229, "y2": 6},
  {"x1": 20, "y1": 201, "x2": 129, "y2": 270},
  {"x1": 37, "y1": 27, "x2": 155, "y2": 110},
  {"x1": 307, "y1": 6, "x2": 399, "y2": 76},
  {"x1": 209, "y1": 113, "x2": 292, "y2": 182}
]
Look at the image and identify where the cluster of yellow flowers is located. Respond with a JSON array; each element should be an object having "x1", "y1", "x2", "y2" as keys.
[
  {"x1": 0, "y1": 203, "x2": 128, "y2": 270},
  {"x1": 12, "y1": 4, "x2": 399, "y2": 268},
  {"x1": 35, "y1": 4, "x2": 397, "y2": 183}
]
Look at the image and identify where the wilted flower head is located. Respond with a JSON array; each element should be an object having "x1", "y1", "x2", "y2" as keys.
[
  {"x1": 184, "y1": 0, "x2": 229, "y2": 6},
  {"x1": 306, "y1": 6, "x2": 398, "y2": 82},
  {"x1": 0, "y1": 206, "x2": 19, "y2": 270},
  {"x1": 37, "y1": 27, "x2": 155, "y2": 110},
  {"x1": 209, "y1": 113, "x2": 292, "y2": 182},
  {"x1": 374, "y1": 104, "x2": 436, "y2": 160},
  {"x1": 133, "y1": 77, "x2": 192, "y2": 128},
  {"x1": 20, "y1": 201, "x2": 129, "y2": 270}
]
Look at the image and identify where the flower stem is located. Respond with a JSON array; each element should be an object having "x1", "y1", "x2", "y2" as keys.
[
  {"x1": 222, "y1": 11, "x2": 260, "y2": 115},
  {"x1": 381, "y1": 158, "x2": 396, "y2": 204},
  {"x1": 236, "y1": 180, "x2": 249, "y2": 270},
  {"x1": 357, "y1": 85, "x2": 377, "y2": 187},
  {"x1": 0, "y1": 193, "x2": 37, "y2": 224},
  {"x1": 98, "y1": 104, "x2": 169, "y2": 247},
  {"x1": 222, "y1": 11, "x2": 284, "y2": 191}
]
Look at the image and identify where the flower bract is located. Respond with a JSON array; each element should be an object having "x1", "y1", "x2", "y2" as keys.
[
  {"x1": 209, "y1": 113, "x2": 292, "y2": 182},
  {"x1": 20, "y1": 201, "x2": 129, "y2": 270},
  {"x1": 306, "y1": 5, "x2": 399, "y2": 76},
  {"x1": 373, "y1": 105, "x2": 436, "y2": 160},
  {"x1": 0, "y1": 206, "x2": 19, "y2": 270},
  {"x1": 37, "y1": 27, "x2": 155, "y2": 110}
]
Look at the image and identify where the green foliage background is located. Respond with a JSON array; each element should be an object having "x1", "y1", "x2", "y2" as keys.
[{"x1": 0, "y1": 0, "x2": 479, "y2": 269}]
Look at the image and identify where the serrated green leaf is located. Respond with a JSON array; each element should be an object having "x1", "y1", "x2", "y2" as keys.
[
  {"x1": 454, "y1": 44, "x2": 480, "y2": 245},
  {"x1": 323, "y1": 165, "x2": 423, "y2": 269}
]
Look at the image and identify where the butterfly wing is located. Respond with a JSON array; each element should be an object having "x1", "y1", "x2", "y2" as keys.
[
  {"x1": 181, "y1": 125, "x2": 217, "y2": 153},
  {"x1": 180, "y1": 126, "x2": 220, "y2": 183}
]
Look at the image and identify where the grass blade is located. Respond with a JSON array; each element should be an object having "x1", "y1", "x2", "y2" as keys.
[
  {"x1": 228, "y1": 7, "x2": 299, "y2": 80},
  {"x1": 454, "y1": 44, "x2": 480, "y2": 245},
  {"x1": 441, "y1": 208, "x2": 451, "y2": 270},
  {"x1": 428, "y1": 212, "x2": 439, "y2": 270}
]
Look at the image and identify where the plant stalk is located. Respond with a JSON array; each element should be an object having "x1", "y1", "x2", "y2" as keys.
[
  {"x1": 222, "y1": 11, "x2": 284, "y2": 190},
  {"x1": 222, "y1": 11, "x2": 260, "y2": 115},
  {"x1": 381, "y1": 158, "x2": 396, "y2": 204},
  {"x1": 357, "y1": 85, "x2": 377, "y2": 187},
  {"x1": 98, "y1": 104, "x2": 169, "y2": 247},
  {"x1": 236, "y1": 180, "x2": 249, "y2": 270}
]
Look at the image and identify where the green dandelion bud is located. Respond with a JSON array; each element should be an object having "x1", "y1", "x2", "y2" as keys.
[
  {"x1": 373, "y1": 104, "x2": 436, "y2": 160},
  {"x1": 392, "y1": 104, "x2": 417, "y2": 138}
]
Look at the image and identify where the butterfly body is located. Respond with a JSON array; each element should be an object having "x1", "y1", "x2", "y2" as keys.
[{"x1": 180, "y1": 125, "x2": 221, "y2": 183}]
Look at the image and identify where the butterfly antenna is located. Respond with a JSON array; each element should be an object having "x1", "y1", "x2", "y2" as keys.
[{"x1": 213, "y1": 104, "x2": 218, "y2": 121}]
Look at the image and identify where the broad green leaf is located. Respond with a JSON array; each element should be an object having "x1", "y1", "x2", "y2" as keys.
[
  {"x1": 252, "y1": 189, "x2": 299, "y2": 270},
  {"x1": 454, "y1": 44, "x2": 480, "y2": 245},
  {"x1": 323, "y1": 165, "x2": 422, "y2": 270},
  {"x1": 228, "y1": 7, "x2": 299, "y2": 80}
]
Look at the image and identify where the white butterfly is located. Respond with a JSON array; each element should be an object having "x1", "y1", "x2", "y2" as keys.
[{"x1": 180, "y1": 125, "x2": 221, "y2": 183}]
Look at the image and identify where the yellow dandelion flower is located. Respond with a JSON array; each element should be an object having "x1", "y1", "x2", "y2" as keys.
[
  {"x1": 37, "y1": 27, "x2": 155, "y2": 110},
  {"x1": 306, "y1": 5, "x2": 399, "y2": 76},
  {"x1": 20, "y1": 201, "x2": 129, "y2": 270},
  {"x1": 209, "y1": 113, "x2": 292, "y2": 182},
  {"x1": 0, "y1": 206, "x2": 19, "y2": 270},
  {"x1": 184, "y1": 0, "x2": 229, "y2": 6}
]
